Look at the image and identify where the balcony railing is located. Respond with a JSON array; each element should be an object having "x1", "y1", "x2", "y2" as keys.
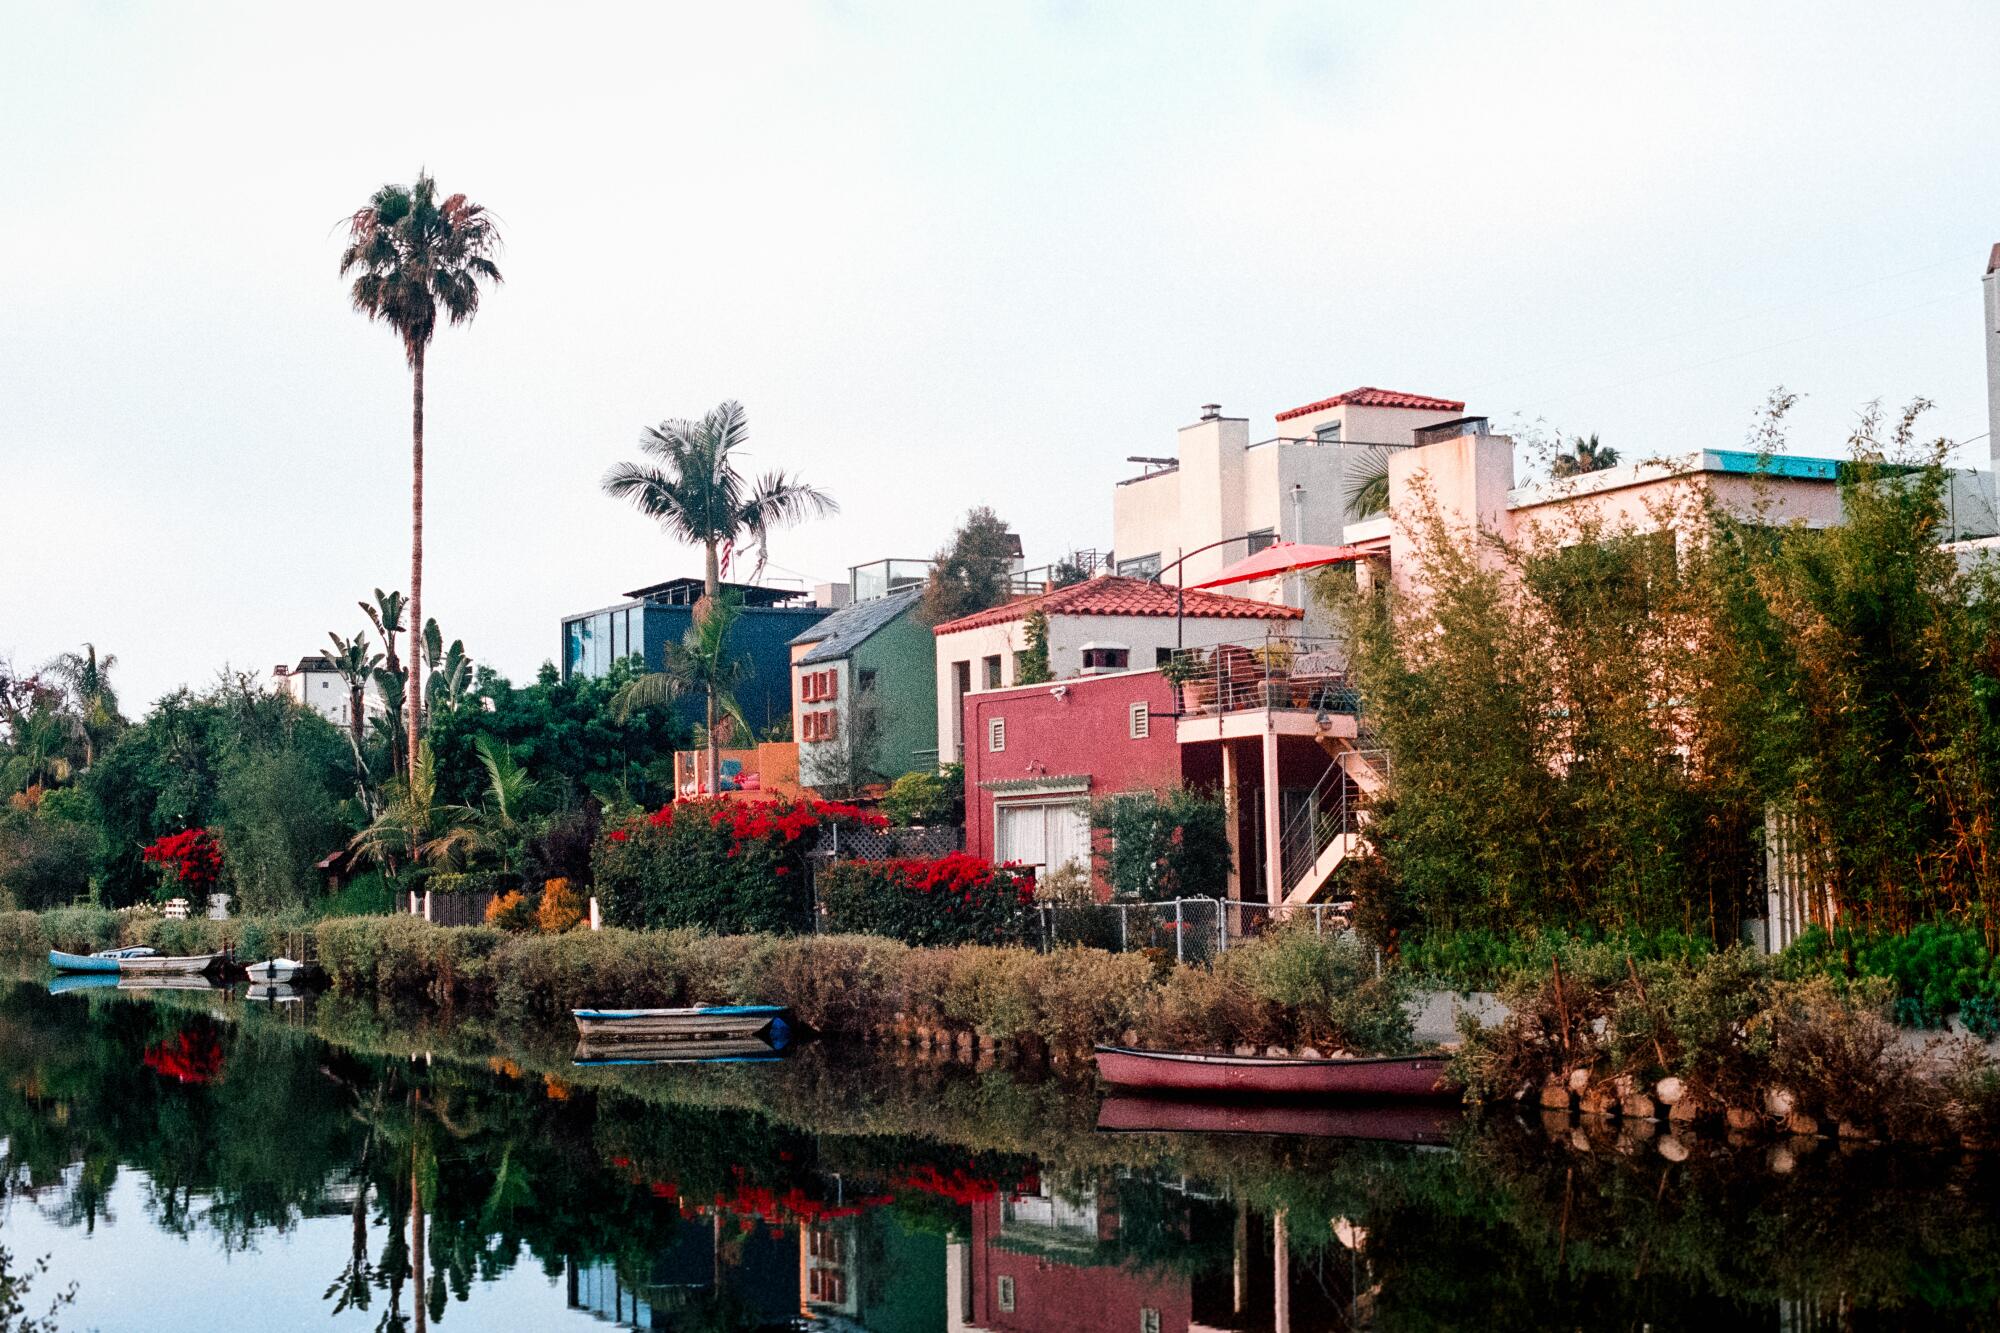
[{"x1": 1164, "y1": 635, "x2": 1358, "y2": 718}]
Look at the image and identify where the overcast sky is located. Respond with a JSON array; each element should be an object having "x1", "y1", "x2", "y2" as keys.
[{"x1": 6, "y1": 1, "x2": 1999, "y2": 710}]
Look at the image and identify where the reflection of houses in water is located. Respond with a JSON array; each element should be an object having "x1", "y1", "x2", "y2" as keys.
[
  {"x1": 567, "y1": 1203, "x2": 944, "y2": 1332},
  {"x1": 961, "y1": 1178, "x2": 1192, "y2": 1333}
]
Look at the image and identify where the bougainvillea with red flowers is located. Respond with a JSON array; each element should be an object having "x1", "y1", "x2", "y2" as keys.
[
  {"x1": 140, "y1": 827, "x2": 225, "y2": 899},
  {"x1": 816, "y1": 851, "x2": 1036, "y2": 946},
  {"x1": 593, "y1": 797, "x2": 888, "y2": 933}
]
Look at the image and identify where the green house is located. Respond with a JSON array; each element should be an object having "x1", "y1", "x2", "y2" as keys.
[{"x1": 790, "y1": 587, "x2": 938, "y2": 789}]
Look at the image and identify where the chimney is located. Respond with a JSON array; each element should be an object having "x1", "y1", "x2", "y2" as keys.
[
  {"x1": 1199, "y1": 403, "x2": 1221, "y2": 422},
  {"x1": 1986, "y1": 244, "x2": 2000, "y2": 475}
]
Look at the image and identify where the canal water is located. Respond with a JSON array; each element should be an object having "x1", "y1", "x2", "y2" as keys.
[{"x1": 2, "y1": 976, "x2": 1997, "y2": 1331}]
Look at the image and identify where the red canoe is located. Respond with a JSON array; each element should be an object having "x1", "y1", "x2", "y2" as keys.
[{"x1": 1094, "y1": 1045, "x2": 1457, "y2": 1099}]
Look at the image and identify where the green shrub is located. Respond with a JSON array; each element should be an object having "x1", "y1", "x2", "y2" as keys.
[
  {"x1": 1093, "y1": 788, "x2": 1230, "y2": 902},
  {"x1": 39, "y1": 906, "x2": 120, "y2": 953},
  {"x1": 817, "y1": 854, "x2": 1034, "y2": 946},
  {"x1": 880, "y1": 765, "x2": 964, "y2": 828},
  {"x1": 0, "y1": 910, "x2": 49, "y2": 958},
  {"x1": 315, "y1": 872, "x2": 397, "y2": 919},
  {"x1": 594, "y1": 798, "x2": 882, "y2": 934},
  {"x1": 1401, "y1": 925, "x2": 1714, "y2": 991}
]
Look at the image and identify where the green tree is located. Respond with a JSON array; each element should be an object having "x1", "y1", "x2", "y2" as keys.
[
  {"x1": 601, "y1": 399, "x2": 836, "y2": 601},
  {"x1": 922, "y1": 506, "x2": 1018, "y2": 625},
  {"x1": 1343, "y1": 446, "x2": 1396, "y2": 520},
  {"x1": 615, "y1": 598, "x2": 751, "y2": 794},
  {"x1": 326, "y1": 631, "x2": 382, "y2": 796},
  {"x1": 340, "y1": 172, "x2": 504, "y2": 785}
]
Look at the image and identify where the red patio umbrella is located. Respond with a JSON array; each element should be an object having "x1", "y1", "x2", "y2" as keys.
[{"x1": 1186, "y1": 541, "x2": 1368, "y2": 590}]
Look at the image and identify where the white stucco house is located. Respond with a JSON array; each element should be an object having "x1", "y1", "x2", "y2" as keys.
[
  {"x1": 1111, "y1": 388, "x2": 1477, "y2": 618},
  {"x1": 930, "y1": 574, "x2": 1300, "y2": 763},
  {"x1": 272, "y1": 655, "x2": 387, "y2": 730}
]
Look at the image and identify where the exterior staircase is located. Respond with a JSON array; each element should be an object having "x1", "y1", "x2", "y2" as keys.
[{"x1": 1280, "y1": 741, "x2": 1389, "y2": 905}]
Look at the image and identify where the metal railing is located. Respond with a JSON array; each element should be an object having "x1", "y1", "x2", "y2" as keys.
[{"x1": 1166, "y1": 635, "x2": 1358, "y2": 718}]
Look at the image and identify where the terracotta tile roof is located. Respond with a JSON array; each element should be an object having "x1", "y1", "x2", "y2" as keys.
[
  {"x1": 1275, "y1": 386, "x2": 1466, "y2": 422},
  {"x1": 932, "y1": 575, "x2": 1301, "y2": 634}
]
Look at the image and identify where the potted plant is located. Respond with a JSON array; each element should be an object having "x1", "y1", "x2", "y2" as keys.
[{"x1": 1159, "y1": 651, "x2": 1212, "y2": 713}]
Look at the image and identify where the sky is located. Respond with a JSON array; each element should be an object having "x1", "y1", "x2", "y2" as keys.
[{"x1": 5, "y1": 0, "x2": 2000, "y2": 711}]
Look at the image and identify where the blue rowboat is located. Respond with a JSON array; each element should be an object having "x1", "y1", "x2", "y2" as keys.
[
  {"x1": 572, "y1": 1004, "x2": 790, "y2": 1044},
  {"x1": 49, "y1": 947, "x2": 156, "y2": 974}
]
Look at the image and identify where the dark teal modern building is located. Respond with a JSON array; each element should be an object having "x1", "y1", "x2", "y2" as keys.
[{"x1": 559, "y1": 576, "x2": 831, "y2": 734}]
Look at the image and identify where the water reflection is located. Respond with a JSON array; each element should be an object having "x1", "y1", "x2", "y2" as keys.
[{"x1": 2, "y1": 977, "x2": 2000, "y2": 1331}]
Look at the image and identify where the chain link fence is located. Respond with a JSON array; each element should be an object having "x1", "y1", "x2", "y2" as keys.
[{"x1": 1030, "y1": 897, "x2": 1355, "y2": 962}]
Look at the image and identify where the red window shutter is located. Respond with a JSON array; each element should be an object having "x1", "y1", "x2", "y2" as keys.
[
  {"x1": 825, "y1": 708, "x2": 838, "y2": 738},
  {"x1": 826, "y1": 671, "x2": 839, "y2": 701}
]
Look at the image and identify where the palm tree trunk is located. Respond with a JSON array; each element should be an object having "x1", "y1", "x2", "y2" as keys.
[
  {"x1": 703, "y1": 537, "x2": 721, "y2": 792},
  {"x1": 411, "y1": 1131, "x2": 427, "y2": 1333},
  {"x1": 408, "y1": 343, "x2": 426, "y2": 786}
]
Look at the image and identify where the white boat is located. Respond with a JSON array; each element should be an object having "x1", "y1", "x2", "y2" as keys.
[
  {"x1": 245, "y1": 958, "x2": 304, "y2": 984},
  {"x1": 118, "y1": 952, "x2": 222, "y2": 978}
]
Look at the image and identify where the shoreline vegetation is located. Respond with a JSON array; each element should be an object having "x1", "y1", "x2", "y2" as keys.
[{"x1": 10, "y1": 906, "x2": 2000, "y2": 1150}]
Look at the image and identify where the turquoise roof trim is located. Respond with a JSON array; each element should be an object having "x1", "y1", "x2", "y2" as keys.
[{"x1": 1706, "y1": 450, "x2": 1840, "y2": 480}]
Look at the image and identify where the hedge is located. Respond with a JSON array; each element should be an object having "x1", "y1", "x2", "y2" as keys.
[{"x1": 817, "y1": 853, "x2": 1035, "y2": 946}]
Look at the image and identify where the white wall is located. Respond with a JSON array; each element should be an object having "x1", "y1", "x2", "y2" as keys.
[
  {"x1": 933, "y1": 620, "x2": 1026, "y2": 762},
  {"x1": 794, "y1": 656, "x2": 852, "y2": 783},
  {"x1": 935, "y1": 609, "x2": 1300, "y2": 759},
  {"x1": 275, "y1": 667, "x2": 372, "y2": 728}
]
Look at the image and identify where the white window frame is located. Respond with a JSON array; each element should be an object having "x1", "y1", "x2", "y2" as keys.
[{"x1": 988, "y1": 716, "x2": 1005, "y2": 752}]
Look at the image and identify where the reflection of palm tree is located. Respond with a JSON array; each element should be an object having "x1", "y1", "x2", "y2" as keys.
[{"x1": 1551, "y1": 433, "x2": 1619, "y2": 478}]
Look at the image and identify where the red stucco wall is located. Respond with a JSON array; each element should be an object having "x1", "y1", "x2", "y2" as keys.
[{"x1": 961, "y1": 670, "x2": 1186, "y2": 869}]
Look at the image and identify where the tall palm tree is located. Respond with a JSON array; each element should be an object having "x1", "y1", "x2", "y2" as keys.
[
  {"x1": 340, "y1": 174, "x2": 503, "y2": 786},
  {"x1": 601, "y1": 400, "x2": 837, "y2": 602},
  {"x1": 43, "y1": 644, "x2": 121, "y2": 770},
  {"x1": 615, "y1": 597, "x2": 752, "y2": 794},
  {"x1": 1551, "y1": 433, "x2": 1620, "y2": 479}
]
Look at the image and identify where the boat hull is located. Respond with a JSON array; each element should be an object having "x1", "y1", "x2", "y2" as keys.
[
  {"x1": 245, "y1": 959, "x2": 302, "y2": 984},
  {"x1": 572, "y1": 1005, "x2": 788, "y2": 1044},
  {"x1": 574, "y1": 1036, "x2": 787, "y2": 1066},
  {"x1": 117, "y1": 953, "x2": 222, "y2": 978},
  {"x1": 1096, "y1": 1094, "x2": 1459, "y2": 1145},
  {"x1": 1094, "y1": 1045, "x2": 1456, "y2": 1099},
  {"x1": 49, "y1": 950, "x2": 122, "y2": 974}
]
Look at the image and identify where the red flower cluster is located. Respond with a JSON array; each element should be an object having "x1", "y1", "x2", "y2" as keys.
[
  {"x1": 143, "y1": 1030, "x2": 226, "y2": 1085},
  {"x1": 141, "y1": 827, "x2": 225, "y2": 894},
  {"x1": 817, "y1": 852, "x2": 1036, "y2": 946},
  {"x1": 888, "y1": 1163, "x2": 1042, "y2": 1206}
]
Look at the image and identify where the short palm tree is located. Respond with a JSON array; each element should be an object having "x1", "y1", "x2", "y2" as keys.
[
  {"x1": 43, "y1": 644, "x2": 121, "y2": 769},
  {"x1": 428, "y1": 736, "x2": 540, "y2": 875},
  {"x1": 601, "y1": 400, "x2": 837, "y2": 600},
  {"x1": 616, "y1": 597, "x2": 751, "y2": 794},
  {"x1": 361, "y1": 589, "x2": 407, "y2": 680},
  {"x1": 1552, "y1": 433, "x2": 1619, "y2": 478},
  {"x1": 340, "y1": 174, "x2": 503, "y2": 786},
  {"x1": 326, "y1": 631, "x2": 382, "y2": 796},
  {"x1": 349, "y1": 743, "x2": 469, "y2": 880}
]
